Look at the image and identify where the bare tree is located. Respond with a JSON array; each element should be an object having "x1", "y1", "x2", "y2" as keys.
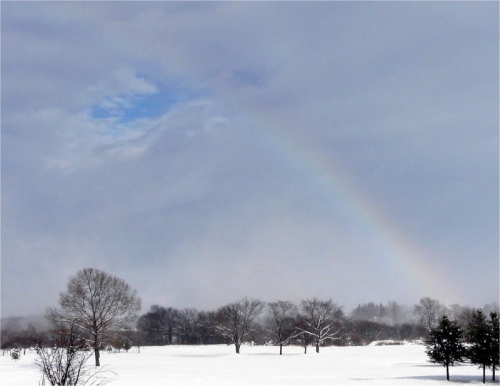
[
  {"x1": 448, "y1": 304, "x2": 476, "y2": 330},
  {"x1": 414, "y1": 297, "x2": 446, "y2": 331},
  {"x1": 266, "y1": 300, "x2": 298, "y2": 355},
  {"x1": 176, "y1": 308, "x2": 202, "y2": 344},
  {"x1": 299, "y1": 298, "x2": 344, "y2": 353},
  {"x1": 213, "y1": 298, "x2": 264, "y2": 354},
  {"x1": 158, "y1": 307, "x2": 179, "y2": 344},
  {"x1": 345, "y1": 320, "x2": 387, "y2": 346},
  {"x1": 34, "y1": 322, "x2": 111, "y2": 386},
  {"x1": 137, "y1": 305, "x2": 179, "y2": 345},
  {"x1": 294, "y1": 317, "x2": 314, "y2": 354},
  {"x1": 196, "y1": 311, "x2": 226, "y2": 345},
  {"x1": 47, "y1": 268, "x2": 141, "y2": 366}
]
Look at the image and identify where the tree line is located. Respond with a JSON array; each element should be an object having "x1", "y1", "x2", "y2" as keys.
[
  {"x1": 133, "y1": 297, "x2": 499, "y2": 353},
  {"x1": 135, "y1": 298, "x2": 428, "y2": 353},
  {"x1": 1, "y1": 268, "x2": 498, "y2": 371}
]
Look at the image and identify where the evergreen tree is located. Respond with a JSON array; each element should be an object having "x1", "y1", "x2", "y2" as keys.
[
  {"x1": 466, "y1": 309, "x2": 493, "y2": 384},
  {"x1": 425, "y1": 315, "x2": 465, "y2": 381},
  {"x1": 489, "y1": 312, "x2": 499, "y2": 382}
]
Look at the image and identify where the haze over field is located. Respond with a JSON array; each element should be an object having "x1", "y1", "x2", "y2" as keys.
[{"x1": 1, "y1": 2, "x2": 498, "y2": 317}]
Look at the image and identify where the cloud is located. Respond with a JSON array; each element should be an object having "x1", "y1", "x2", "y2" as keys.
[{"x1": 87, "y1": 68, "x2": 157, "y2": 99}]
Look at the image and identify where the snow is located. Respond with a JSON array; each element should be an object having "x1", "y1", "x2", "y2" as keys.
[{"x1": 1, "y1": 343, "x2": 498, "y2": 385}]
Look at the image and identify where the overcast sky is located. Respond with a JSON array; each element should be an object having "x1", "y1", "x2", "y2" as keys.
[{"x1": 2, "y1": 2, "x2": 498, "y2": 318}]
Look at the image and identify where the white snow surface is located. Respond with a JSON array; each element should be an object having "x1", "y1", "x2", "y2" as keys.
[{"x1": 1, "y1": 343, "x2": 497, "y2": 385}]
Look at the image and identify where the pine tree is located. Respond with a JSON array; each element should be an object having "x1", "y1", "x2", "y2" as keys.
[
  {"x1": 425, "y1": 315, "x2": 465, "y2": 381},
  {"x1": 489, "y1": 312, "x2": 499, "y2": 382},
  {"x1": 466, "y1": 309, "x2": 493, "y2": 384}
]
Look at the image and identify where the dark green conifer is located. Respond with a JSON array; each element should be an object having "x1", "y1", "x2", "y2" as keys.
[
  {"x1": 489, "y1": 312, "x2": 499, "y2": 382},
  {"x1": 466, "y1": 309, "x2": 493, "y2": 384},
  {"x1": 425, "y1": 315, "x2": 465, "y2": 381}
]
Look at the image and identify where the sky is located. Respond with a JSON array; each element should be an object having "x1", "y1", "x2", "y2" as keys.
[{"x1": 1, "y1": 2, "x2": 498, "y2": 318}]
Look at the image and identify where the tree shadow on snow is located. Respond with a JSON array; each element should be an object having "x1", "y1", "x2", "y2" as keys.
[
  {"x1": 391, "y1": 375, "x2": 499, "y2": 384},
  {"x1": 241, "y1": 352, "x2": 304, "y2": 357}
]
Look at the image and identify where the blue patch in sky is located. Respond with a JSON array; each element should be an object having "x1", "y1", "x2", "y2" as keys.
[{"x1": 90, "y1": 85, "x2": 194, "y2": 123}]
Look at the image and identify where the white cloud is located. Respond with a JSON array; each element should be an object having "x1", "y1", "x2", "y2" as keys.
[
  {"x1": 85, "y1": 68, "x2": 158, "y2": 108},
  {"x1": 36, "y1": 98, "x2": 227, "y2": 172}
]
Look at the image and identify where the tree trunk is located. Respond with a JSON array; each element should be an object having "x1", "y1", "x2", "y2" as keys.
[
  {"x1": 493, "y1": 366, "x2": 496, "y2": 381},
  {"x1": 168, "y1": 326, "x2": 173, "y2": 345},
  {"x1": 304, "y1": 344, "x2": 307, "y2": 354},
  {"x1": 482, "y1": 364, "x2": 485, "y2": 384},
  {"x1": 94, "y1": 336, "x2": 100, "y2": 366},
  {"x1": 316, "y1": 342, "x2": 319, "y2": 353},
  {"x1": 446, "y1": 364, "x2": 449, "y2": 381},
  {"x1": 94, "y1": 347, "x2": 100, "y2": 367},
  {"x1": 235, "y1": 344, "x2": 240, "y2": 354},
  {"x1": 279, "y1": 344, "x2": 282, "y2": 355}
]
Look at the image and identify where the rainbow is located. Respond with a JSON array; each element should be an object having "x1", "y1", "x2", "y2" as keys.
[{"x1": 251, "y1": 115, "x2": 463, "y2": 305}]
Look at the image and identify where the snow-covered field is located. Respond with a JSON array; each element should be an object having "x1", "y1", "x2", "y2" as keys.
[{"x1": 1, "y1": 343, "x2": 498, "y2": 385}]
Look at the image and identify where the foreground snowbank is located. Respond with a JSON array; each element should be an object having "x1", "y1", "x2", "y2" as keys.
[{"x1": 1, "y1": 344, "x2": 497, "y2": 385}]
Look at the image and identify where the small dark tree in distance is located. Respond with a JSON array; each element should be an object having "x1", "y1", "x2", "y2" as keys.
[
  {"x1": 466, "y1": 309, "x2": 493, "y2": 384},
  {"x1": 121, "y1": 337, "x2": 132, "y2": 352},
  {"x1": 425, "y1": 315, "x2": 465, "y2": 381},
  {"x1": 11, "y1": 346, "x2": 21, "y2": 361}
]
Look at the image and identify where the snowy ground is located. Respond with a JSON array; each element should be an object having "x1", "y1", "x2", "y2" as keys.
[{"x1": 1, "y1": 343, "x2": 498, "y2": 385}]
